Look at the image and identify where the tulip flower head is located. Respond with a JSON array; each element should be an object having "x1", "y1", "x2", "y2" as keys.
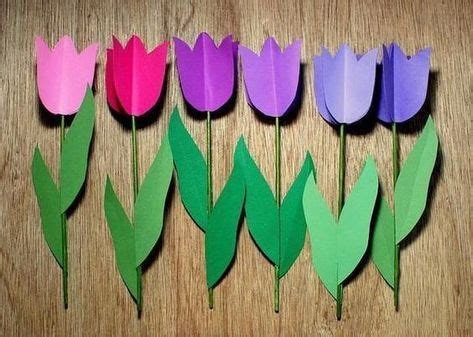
[
  {"x1": 35, "y1": 36, "x2": 98, "y2": 115},
  {"x1": 173, "y1": 32, "x2": 237, "y2": 112},
  {"x1": 377, "y1": 43, "x2": 431, "y2": 123},
  {"x1": 313, "y1": 44, "x2": 378, "y2": 124},
  {"x1": 240, "y1": 37, "x2": 302, "y2": 118},
  {"x1": 106, "y1": 35, "x2": 168, "y2": 116}
]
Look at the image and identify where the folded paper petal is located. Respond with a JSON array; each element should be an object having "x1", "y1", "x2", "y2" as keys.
[
  {"x1": 105, "y1": 49, "x2": 122, "y2": 112},
  {"x1": 174, "y1": 33, "x2": 236, "y2": 112},
  {"x1": 321, "y1": 44, "x2": 378, "y2": 124},
  {"x1": 109, "y1": 35, "x2": 168, "y2": 116},
  {"x1": 240, "y1": 38, "x2": 301, "y2": 117},
  {"x1": 35, "y1": 36, "x2": 98, "y2": 115},
  {"x1": 313, "y1": 54, "x2": 337, "y2": 125},
  {"x1": 378, "y1": 43, "x2": 431, "y2": 123}
]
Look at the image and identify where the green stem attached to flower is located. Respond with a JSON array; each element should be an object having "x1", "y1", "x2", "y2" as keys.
[
  {"x1": 60, "y1": 115, "x2": 68, "y2": 309},
  {"x1": 274, "y1": 117, "x2": 281, "y2": 313},
  {"x1": 206, "y1": 111, "x2": 214, "y2": 309},
  {"x1": 392, "y1": 122, "x2": 400, "y2": 311},
  {"x1": 336, "y1": 123, "x2": 346, "y2": 320},
  {"x1": 131, "y1": 116, "x2": 142, "y2": 317}
]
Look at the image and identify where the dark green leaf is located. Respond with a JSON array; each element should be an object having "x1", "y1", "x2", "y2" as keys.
[
  {"x1": 60, "y1": 87, "x2": 95, "y2": 212},
  {"x1": 278, "y1": 153, "x2": 314, "y2": 278},
  {"x1": 395, "y1": 116, "x2": 439, "y2": 244},
  {"x1": 168, "y1": 107, "x2": 208, "y2": 231},
  {"x1": 205, "y1": 141, "x2": 245, "y2": 288},
  {"x1": 235, "y1": 138, "x2": 278, "y2": 264},
  {"x1": 104, "y1": 177, "x2": 138, "y2": 300},
  {"x1": 32, "y1": 147, "x2": 63, "y2": 267}
]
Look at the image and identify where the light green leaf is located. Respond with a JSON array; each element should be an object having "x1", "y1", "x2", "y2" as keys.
[
  {"x1": 104, "y1": 177, "x2": 138, "y2": 300},
  {"x1": 235, "y1": 138, "x2": 279, "y2": 264},
  {"x1": 279, "y1": 153, "x2": 314, "y2": 278},
  {"x1": 371, "y1": 196, "x2": 395, "y2": 288},
  {"x1": 168, "y1": 107, "x2": 208, "y2": 231},
  {"x1": 205, "y1": 140, "x2": 245, "y2": 288},
  {"x1": 134, "y1": 134, "x2": 174, "y2": 266},
  {"x1": 338, "y1": 156, "x2": 379, "y2": 283},
  {"x1": 303, "y1": 173, "x2": 338, "y2": 298},
  {"x1": 395, "y1": 116, "x2": 438, "y2": 244},
  {"x1": 32, "y1": 147, "x2": 63, "y2": 267},
  {"x1": 60, "y1": 87, "x2": 95, "y2": 212}
]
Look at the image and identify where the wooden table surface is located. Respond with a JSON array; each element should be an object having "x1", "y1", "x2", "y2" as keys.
[{"x1": 1, "y1": 0, "x2": 471, "y2": 335}]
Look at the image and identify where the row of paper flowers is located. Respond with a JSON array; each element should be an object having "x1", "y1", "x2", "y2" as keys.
[{"x1": 35, "y1": 33, "x2": 430, "y2": 124}]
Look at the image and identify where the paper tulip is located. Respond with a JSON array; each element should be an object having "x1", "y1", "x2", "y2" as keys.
[
  {"x1": 106, "y1": 35, "x2": 168, "y2": 116},
  {"x1": 173, "y1": 32, "x2": 237, "y2": 112},
  {"x1": 240, "y1": 38, "x2": 301, "y2": 118},
  {"x1": 377, "y1": 43, "x2": 431, "y2": 123},
  {"x1": 35, "y1": 36, "x2": 98, "y2": 115},
  {"x1": 313, "y1": 44, "x2": 378, "y2": 124}
]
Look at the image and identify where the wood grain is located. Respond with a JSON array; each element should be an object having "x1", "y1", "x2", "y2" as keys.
[{"x1": 1, "y1": 0, "x2": 471, "y2": 335}]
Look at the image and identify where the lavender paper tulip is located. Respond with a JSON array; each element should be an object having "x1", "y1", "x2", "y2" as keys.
[
  {"x1": 173, "y1": 32, "x2": 237, "y2": 112},
  {"x1": 377, "y1": 43, "x2": 431, "y2": 123},
  {"x1": 240, "y1": 38, "x2": 301, "y2": 118},
  {"x1": 313, "y1": 44, "x2": 378, "y2": 124}
]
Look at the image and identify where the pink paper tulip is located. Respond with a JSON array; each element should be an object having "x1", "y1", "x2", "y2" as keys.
[
  {"x1": 35, "y1": 36, "x2": 98, "y2": 115},
  {"x1": 106, "y1": 36, "x2": 168, "y2": 116}
]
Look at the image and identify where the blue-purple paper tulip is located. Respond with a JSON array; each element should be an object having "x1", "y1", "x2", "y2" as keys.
[
  {"x1": 377, "y1": 43, "x2": 431, "y2": 123},
  {"x1": 314, "y1": 44, "x2": 378, "y2": 124},
  {"x1": 240, "y1": 37, "x2": 301, "y2": 118},
  {"x1": 173, "y1": 32, "x2": 237, "y2": 112}
]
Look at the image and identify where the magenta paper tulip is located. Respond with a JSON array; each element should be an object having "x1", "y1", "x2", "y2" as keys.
[
  {"x1": 173, "y1": 33, "x2": 237, "y2": 112},
  {"x1": 377, "y1": 43, "x2": 431, "y2": 123},
  {"x1": 240, "y1": 38, "x2": 301, "y2": 118},
  {"x1": 314, "y1": 44, "x2": 378, "y2": 124},
  {"x1": 35, "y1": 36, "x2": 98, "y2": 115},
  {"x1": 106, "y1": 35, "x2": 168, "y2": 116}
]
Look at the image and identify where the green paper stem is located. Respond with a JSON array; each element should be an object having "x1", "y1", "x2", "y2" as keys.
[
  {"x1": 131, "y1": 116, "x2": 142, "y2": 317},
  {"x1": 336, "y1": 123, "x2": 346, "y2": 320},
  {"x1": 392, "y1": 122, "x2": 400, "y2": 311},
  {"x1": 274, "y1": 117, "x2": 281, "y2": 313},
  {"x1": 206, "y1": 111, "x2": 214, "y2": 309},
  {"x1": 60, "y1": 115, "x2": 68, "y2": 309}
]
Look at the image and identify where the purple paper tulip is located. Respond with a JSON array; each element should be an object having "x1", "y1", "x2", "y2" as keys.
[
  {"x1": 377, "y1": 43, "x2": 431, "y2": 123},
  {"x1": 173, "y1": 32, "x2": 237, "y2": 112},
  {"x1": 240, "y1": 38, "x2": 301, "y2": 118},
  {"x1": 313, "y1": 44, "x2": 378, "y2": 124}
]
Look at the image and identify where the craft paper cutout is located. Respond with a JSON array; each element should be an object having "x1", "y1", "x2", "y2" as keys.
[
  {"x1": 32, "y1": 85, "x2": 96, "y2": 308},
  {"x1": 106, "y1": 36, "x2": 168, "y2": 116},
  {"x1": 372, "y1": 117, "x2": 438, "y2": 292},
  {"x1": 173, "y1": 33, "x2": 237, "y2": 112},
  {"x1": 35, "y1": 36, "x2": 98, "y2": 115},
  {"x1": 168, "y1": 108, "x2": 245, "y2": 307},
  {"x1": 104, "y1": 133, "x2": 173, "y2": 312},
  {"x1": 303, "y1": 156, "x2": 378, "y2": 299},
  {"x1": 377, "y1": 43, "x2": 431, "y2": 123},
  {"x1": 313, "y1": 44, "x2": 378, "y2": 124},
  {"x1": 240, "y1": 38, "x2": 301, "y2": 117},
  {"x1": 236, "y1": 140, "x2": 314, "y2": 298}
]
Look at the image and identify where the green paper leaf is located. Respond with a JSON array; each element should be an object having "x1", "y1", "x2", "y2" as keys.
[
  {"x1": 134, "y1": 135, "x2": 174, "y2": 266},
  {"x1": 168, "y1": 107, "x2": 208, "y2": 231},
  {"x1": 32, "y1": 147, "x2": 64, "y2": 267},
  {"x1": 235, "y1": 138, "x2": 278, "y2": 264},
  {"x1": 278, "y1": 153, "x2": 314, "y2": 278},
  {"x1": 104, "y1": 177, "x2": 138, "y2": 300},
  {"x1": 337, "y1": 156, "x2": 379, "y2": 283},
  {"x1": 371, "y1": 196, "x2": 395, "y2": 288},
  {"x1": 395, "y1": 117, "x2": 439, "y2": 244},
  {"x1": 303, "y1": 156, "x2": 379, "y2": 299},
  {"x1": 205, "y1": 140, "x2": 246, "y2": 288},
  {"x1": 60, "y1": 87, "x2": 95, "y2": 212},
  {"x1": 303, "y1": 173, "x2": 338, "y2": 298}
]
